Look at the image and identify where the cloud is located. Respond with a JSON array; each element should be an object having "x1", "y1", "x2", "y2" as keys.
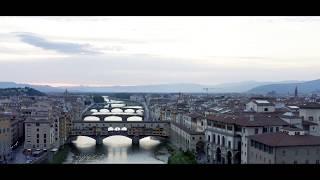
[{"x1": 14, "y1": 32, "x2": 102, "y2": 55}]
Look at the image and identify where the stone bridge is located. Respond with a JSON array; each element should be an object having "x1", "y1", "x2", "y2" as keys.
[
  {"x1": 82, "y1": 112, "x2": 144, "y2": 121},
  {"x1": 70, "y1": 121, "x2": 170, "y2": 145},
  {"x1": 89, "y1": 105, "x2": 144, "y2": 113}
]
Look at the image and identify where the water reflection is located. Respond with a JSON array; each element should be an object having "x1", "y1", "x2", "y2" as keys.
[
  {"x1": 104, "y1": 116, "x2": 122, "y2": 121},
  {"x1": 127, "y1": 116, "x2": 143, "y2": 121},
  {"x1": 84, "y1": 116, "x2": 100, "y2": 121},
  {"x1": 64, "y1": 136, "x2": 166, "y2": 164}
]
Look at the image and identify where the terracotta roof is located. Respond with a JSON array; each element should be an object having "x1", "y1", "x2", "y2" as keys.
[
  {"x1": 302, "y1": 120, "x2": 318, "y2": 126},
  {"x1": 206, "y1": 114, "x2": 289, "y2": 127},
  {"x1": 300, "y1": 103, "x2": 320, "y2": 109},
  {"x1": 171, "y1": 121, "x2": 204, "y2": 135},
  {"x1": 188, "y1": 112, "x2": 202, "y2": 119},
  {"x1": 253, "y1": 100, "x2": 275, "y2": 106},
  {"x1": 249, "y1": 132, "x2": 320, "y2": 147},
  {"x1": 281, "y1": 126, "x2": 303, "y2": 131}
]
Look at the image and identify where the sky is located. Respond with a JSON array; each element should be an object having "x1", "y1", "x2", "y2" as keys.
[{"x1": 1, "y1": 16, "x2": 320, "y2": 87}]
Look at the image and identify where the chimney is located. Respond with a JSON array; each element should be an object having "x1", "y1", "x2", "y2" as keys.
[{"x1": 249, "y1": 115, "x2": 254, "y2": 121}]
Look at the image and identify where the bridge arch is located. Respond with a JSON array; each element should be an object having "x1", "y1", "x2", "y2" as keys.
[
  {"x1": 99, "y1": 109, "x2": 110, "y2": 113},
  {"x1": 90, "y1": 109, "x2": 98, "y2": 113},
  {"x1": 124, "y1": 109, "x2": 135, "y2": 113},
  {"x1": 84, "y1": 116, "x2": 100, "y2": 121},
  {"x1": 121, "y1": 127, "x2": 127, "y2": 131},
  {"x1": 111, "y1": 108, "x2": 124, "y2": 113},
  {"x1": 72, "y1": 136, "x2": 97, "y2": 148},
  {"x1": 111, "y1": 103, "x2": 126, "y2": 108},
  {"x1": 108, "y1": 127, "x2": 114, "y2": 131},
  {"x1": 104, "y1": 116, "x2": 122, "y2": 121},
  {"x1": 127, "y1": 116, "x2": 143, "y2": 121}
]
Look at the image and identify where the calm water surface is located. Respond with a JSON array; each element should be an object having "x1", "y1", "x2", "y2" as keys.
[{"x1": 63, "y1": 136, "x2": 168, "y2": 164}]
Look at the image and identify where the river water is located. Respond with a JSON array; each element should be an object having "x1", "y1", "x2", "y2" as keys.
[
  {"x1": 63, "y1": 136, "x2": 169, "y2": 164},
  {"x1": 62, "y1": 96, "x2": 169, "y2": 164}
]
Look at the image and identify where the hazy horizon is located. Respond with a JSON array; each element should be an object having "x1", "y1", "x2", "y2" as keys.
[{"x1": 1, "y1": 16, "x2": 320, "y2": 86}]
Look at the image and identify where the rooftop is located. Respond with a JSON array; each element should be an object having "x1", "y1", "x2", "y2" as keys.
[
  {"x1": 249, "y1": 132, "x2": 320, "y2": 147},
  {"x1": 206, "y1": 114, "x2": 289, "y2": 127},
  {"x1": 300, "y1": 102, "x2": 320, "y2": 109},
  {"x1": 187, "y1": 112, "x2": 203, "y2": 119}
]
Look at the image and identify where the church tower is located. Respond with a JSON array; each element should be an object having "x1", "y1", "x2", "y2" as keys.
[{"x1": 294, "y1": 86, "x2": 298, "y2": 98}]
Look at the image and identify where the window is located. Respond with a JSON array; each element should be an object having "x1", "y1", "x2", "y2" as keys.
[
  {"x1": 301, "y1": 116, "x2": 304, "y2": 120},
  {"x1": 44, "y1": 134, "x2": 46, "y2": 138},
  {"x1": 36, "y1": 134, "x2": 39, "y2": 138},
  {"x1": 207, "y1": 135, "x2": 211, "y2": 142},
  {"x1": 269, "y1": 148, "x2": 273, "y2": 154},
  {"x1": 37, "y1": 139, "x2": 39, "y2": 143},
  {"x1": 217, "y1": 135, "x2": 220, "y2": 144},
  {"x1": 309, "y1": 116, "x2": 314, "y2": 121},
  {"x1": 264, "y1": 108, "x2": 268, "y2": 112},
  {"x1": 222, "y1": 136, "x2": 225, "y2": 146},
  {"x1": 270, "y1": 127, "x2": 273, "y2": 133},
  {"x1": 36, "y1": 123, "x2": 40, "y2": 126},
  {"x1": 192, "y1": 137, "x2": 195, "y2": 140},
  {"x1": 228, "y1": 141, "x2": 231, "y2": 148},
  {"x1": 255, "y1": 128, "x2": 259, "y2": 134},
  {"x1": 213, "y1": 134, "x2": 215, "y2": 144},
  {"x1": 242, "y1": 128, "x2": 245, "y2": 133},
  {"x1": 276, "y1": 127, "x2": 279, "y2": 132},
  {"x1": 44, "y1": 139, "x2": 46, "y2": 143},
  {"x1": 37, "y1": 128, "x2": 39, "y2": 132},
  {"x1": 263, "y1": 127, "x2": 267, "y2": 133}
]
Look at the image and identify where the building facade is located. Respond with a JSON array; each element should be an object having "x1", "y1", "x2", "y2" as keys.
[
  {"x1": 248, "y1": 131, "x2": 320, "y2": 164},
  {"x1": 0, "y1": 114, "x2": 12, "y2": 163}
]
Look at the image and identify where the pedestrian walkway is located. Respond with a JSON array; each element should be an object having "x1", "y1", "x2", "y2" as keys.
[{"x1": 8, "y1": 144, "x2": 27, "y2": 164}]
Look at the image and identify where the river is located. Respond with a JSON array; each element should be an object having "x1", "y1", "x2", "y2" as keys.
[
  {"x1": 62, "y1": 96, "x2": 169, "y2": 164},
  {"x1": 63, "y1": 136, "x2": 169, "y2": 164}
]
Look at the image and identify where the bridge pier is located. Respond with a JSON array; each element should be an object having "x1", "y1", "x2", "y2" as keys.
[
  {"x1": 67, "y1": 136, "x2": 77, "y2": 144},
  {"x1": 132, "y1": 136, "x2": 140, "y2": 146},
  {"x1": 96, "y1": 136, "x2": 104, "y2": 145}
]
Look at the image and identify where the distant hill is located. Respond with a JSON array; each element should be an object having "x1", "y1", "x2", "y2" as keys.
[
  {"x1": 248, "y1": 79, "x2": 320, "y2": 94},
  {"x1": 0, "y1": 82, "x2": 64, "y2": 93},
  {"x1": 0, "y1": 80, "x2": 315, "y2": 93},
  {"x1": 0, "y1": 87, "x2": 46, "y2": 96}
]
